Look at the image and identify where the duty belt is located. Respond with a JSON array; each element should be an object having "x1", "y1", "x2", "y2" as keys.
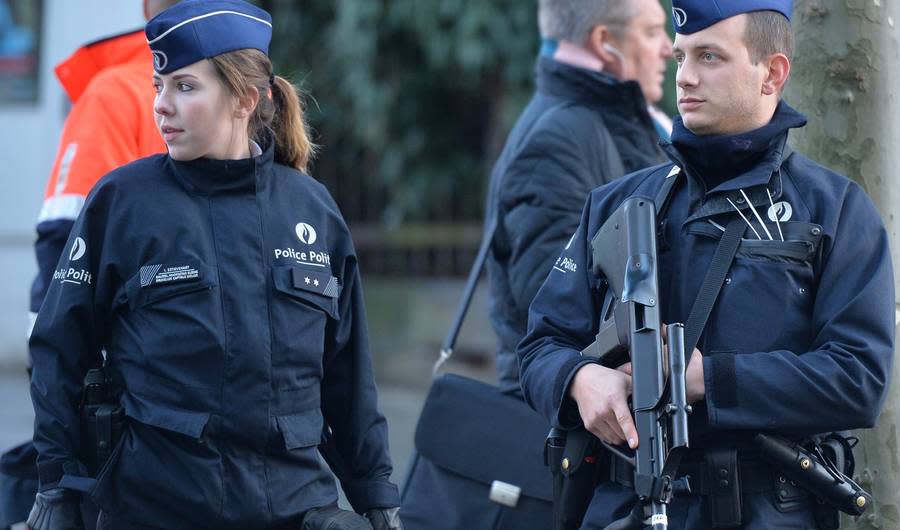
[{"x1": 610, "y1": 450, "x2": 775, "y2": 495}]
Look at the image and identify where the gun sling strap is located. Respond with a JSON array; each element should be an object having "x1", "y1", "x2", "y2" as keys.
[{"x1": 682, "y1": 217, "x2": 745, "y2": 355}]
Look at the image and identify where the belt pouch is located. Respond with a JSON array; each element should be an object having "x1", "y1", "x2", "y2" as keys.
[
  {"x1": 546, "y1": 429, "x2": 566, "y2": 500},
  {"x1": 553, "y1": 429, "x2": 602, "y2": 530},
  {"x1": 706, "y1": 448, "x2": 742, "y2": 528}
]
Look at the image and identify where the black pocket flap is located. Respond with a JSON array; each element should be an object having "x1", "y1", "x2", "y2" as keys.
[
  {"x1": 689, "y1": 221, "x2": 823, "y2": 263},
  {"x1": 122, "y1": 262, "x2": 216, "y2": 311},
  {"x1": 272, "y1": 265, "x2": 340, "y2": 320},
  {"x1": 414, "y1": 374, "x2": 553, "y2": 502},
  {"x1": 276, "y1": 410, "x2": 324, "y2": 450},
  {"x1": 121, "y1": 393, "x2": 210, "y2": 439}
]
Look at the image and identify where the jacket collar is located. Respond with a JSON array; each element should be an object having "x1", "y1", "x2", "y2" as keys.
[
  {"x1": 660, "y1": 101, "x2": 806, "y2": 223},
  {"x1": 662, "y1": 130, "x2": 795, "y2": 224},
  {"x1": 54, "y1": 29, "x2": 151, "y2": 103},
  {"x1": 665, "y1": 100, "x2": 805, "y2": 192},
  {"x1": 168, "y1": 137, "x2": 274, "y2": 195},
  {"x1": 663, "y1": 132, "x2": 793, "y2": 192},
  {"x1": 535, "y1": 56, "x2": 649, "y2": 117}
]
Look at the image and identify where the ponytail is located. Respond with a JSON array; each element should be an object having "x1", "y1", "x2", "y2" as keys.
[
  {"x1": 270, "y1": 75, "x2": 315, "y2": 173},
  {"x1": 210, "y1": 49, "x2": 316, "y2": 173}
]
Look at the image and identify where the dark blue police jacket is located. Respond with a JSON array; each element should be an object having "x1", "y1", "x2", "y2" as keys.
[
  {"x1": 487, "y1": 57, "x2": 666, "y2": 393},
  {"x1": 29, "y1": 139, "x2": 400, "y2": 529},
  {"x1": 518, "y1": 106, "x2": 895, "y2": 449}
]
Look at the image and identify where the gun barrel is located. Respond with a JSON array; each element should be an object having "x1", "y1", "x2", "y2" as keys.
[{"x1": 667, "y1": 324, "x2": 689, "y2": 449}]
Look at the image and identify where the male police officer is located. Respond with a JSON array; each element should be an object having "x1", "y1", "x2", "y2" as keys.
[
  {"x1": 487, "y1": 0, "x2": 672, "y2": 395},
  {"x1": 517, "y1": 0, "x2": 895, "y2": 528}
]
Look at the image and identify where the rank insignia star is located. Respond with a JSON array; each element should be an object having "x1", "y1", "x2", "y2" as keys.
[
  {"x1": 313, "y1": 279, "x2": 320, "y2": 286},
  {"x1": 305, "y1": 277, "x2": 311, "y2": 284}
]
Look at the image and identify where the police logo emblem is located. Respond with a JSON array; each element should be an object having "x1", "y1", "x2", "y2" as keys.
[
  {"x1": 152, "y1": 50, "x2": 168, "y2": 72},
  {"x1": 295, "y1": 223, "x2": 317, "y2": 245},
  {"x1": 672, "y1": 7, "x2": 688, "y2": 27},
  {"x1": 69, "y1": 237, "x2": 86, "y2": 261},
  {"x1": 767, "y1": 201, "x2": 793, "y2": 223}
]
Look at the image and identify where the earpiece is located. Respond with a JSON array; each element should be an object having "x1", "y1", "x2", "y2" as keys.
[{"x1": 602, "y1": 43, "x2": 625, "y2": 63}]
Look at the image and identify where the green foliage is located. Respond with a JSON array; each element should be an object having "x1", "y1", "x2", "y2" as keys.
[
  {"x1": 259, "y1": 1, "x2": 679, "y2": 226},
  {"x1": 260, "y1": 0, "x2": 539, "y2": 225}
]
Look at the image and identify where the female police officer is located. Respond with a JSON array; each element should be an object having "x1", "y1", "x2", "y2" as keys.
[{"x1": 25, "y1": 1, "x2": 402, "y2": 529}]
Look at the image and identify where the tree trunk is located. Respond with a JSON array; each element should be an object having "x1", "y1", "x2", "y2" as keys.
[{"x1": 786, "y1": 1, "x2": 900, "y2": 528}]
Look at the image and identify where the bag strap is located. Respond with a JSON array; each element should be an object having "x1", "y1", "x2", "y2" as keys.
[
  {"x1": 682, "y1": 217, "x2": 745, "y2": 356},
  {"x1": 652, "y1": 163, "x2": 745, "y2": 356},
  {"x1": 432, "y1": 217, "x2": 497, "y2": 374},
  {"x1": 432, "y1": 102, "x2": 572, "y2": 375}
]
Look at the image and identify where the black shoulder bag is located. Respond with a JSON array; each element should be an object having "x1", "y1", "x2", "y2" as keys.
[{"x1": 399, "y1": 218, "x2": 554, "y2": 530}]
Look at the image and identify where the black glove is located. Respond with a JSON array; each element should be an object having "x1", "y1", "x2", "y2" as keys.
[
  {"x1": 365, "y1": 507, "x2": 402, "y2": 530},
  {"x1": 301, "y1": 504, "x2": 372, "y2": 530},
  {"x1": 25, "y1": 488, "x2": 84, "y2": 530}
]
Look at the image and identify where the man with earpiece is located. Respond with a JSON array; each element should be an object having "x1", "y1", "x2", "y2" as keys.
[
  {"x1": 485, "y1": 0, "x2": 674, "y2": 397},
  {"x1": 402, "y1": 3, "x2": 674, "y2": 527}
]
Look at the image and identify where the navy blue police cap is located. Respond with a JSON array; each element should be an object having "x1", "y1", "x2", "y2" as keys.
[
  {"x1": 671, "y1": 0, "x2": 792, "y2": 34},
  {"x1": 146, "y1": 0, "x2": 272, "y2": 74}
]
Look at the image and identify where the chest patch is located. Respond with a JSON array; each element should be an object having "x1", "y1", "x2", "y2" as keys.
[
  {"x1": 140, "y1": 264, "x2": 201, "y2": 288},
  {"x1": 767, "y1": 201, "x2": 793, "y2": 223},
  {"x1": 291, "y1": 267, "x2": 340, "y2": 298}
]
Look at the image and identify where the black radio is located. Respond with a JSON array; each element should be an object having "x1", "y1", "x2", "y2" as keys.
[{"x1": 80, "y1": 368, "x2": 125, "y2": 476}]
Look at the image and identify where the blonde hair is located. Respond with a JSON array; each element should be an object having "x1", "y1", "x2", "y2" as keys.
[{"x1": 209, "y1": 49, "x2": 316, "y2": 173}]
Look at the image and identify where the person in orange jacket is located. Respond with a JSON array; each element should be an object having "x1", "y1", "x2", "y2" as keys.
[
  {"x1": 0, "y1": 3, "x2": 177, "y2": 529},
  {"x1": 28, "y1": 20, "x2": 170, "y2": 337}
]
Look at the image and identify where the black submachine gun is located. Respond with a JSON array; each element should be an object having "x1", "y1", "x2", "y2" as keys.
[{"x1": 547, "y1": 197, "x2": 691, "y2": 530}]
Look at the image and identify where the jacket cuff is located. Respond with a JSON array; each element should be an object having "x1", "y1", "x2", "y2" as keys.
[
  {"x1": 704, "y1": 353, "x2": 738, "y2": 425},
  {"x1": 37, "y1": 459, "x2": 87, "y2": 492},
  {"x1": 342, "y1": 477, "x2": 400, "y2": 513},
  {"x1": 555, "y1": 358, "x2": 599, "y2": 430}
]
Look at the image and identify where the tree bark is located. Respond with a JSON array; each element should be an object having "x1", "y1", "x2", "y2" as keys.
[{"x1": 787, "y1": 1, "x2": 900, "y2": 528}]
